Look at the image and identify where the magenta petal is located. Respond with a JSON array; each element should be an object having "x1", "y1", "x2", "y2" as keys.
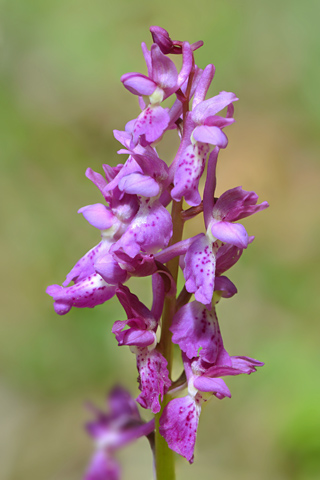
[
  {"x1": 136, "y1": 349, "x2": 171, "y2": 414},
  {"x1": 85, "y1": 168, "x2": 108, "y2": 196},
  {"x1": 112, "y1": 251, "x2": 157, "y2": 278},
  {"x1": 114, "y1": 200, "x2": 173, "y2": 257},
  {"x1": 115, "y1": 284, "x2": 147, "y2": 316},
  {"x1": 141, "y1": 42, "x2": 152, "y2": 77},
  {"x1": 159, "y1": 396, "x2": 200, "y2": 463},
  {"x1": 118, "y1": 173, "x2": 160, "y2": 197},
  {"x1": 183, "y1": 234, "x2": 215, "y2": 305},
  {"x1": 213, "y1": 186, "x2": 269, "y2": 222},
  {"x1": 192, "y1": 64, "x2": 215, "y2": 109},
  {"x1": 231, "y1": 356, "x2": 264, "y2": 373},
  {"x1": 114, "y1": 327, "x2": 156, "y2": 347},
  {"x1": 193, "y1": 125, "x2": 228, "y2": 148},
  {"x1": 63, "y1": 240, "x2": 112, "y2": 286},
  {"x1": 192, "y1": 91, "x2": 238, "y2": 124},
  {"x1": 133, "y1": 105, "x2": 170, "y2": 144},
  {"x1": 84, "y1": 450, "x2": 120, "y2": 480},
  {"x1": 193, "y1": 377, "x2": 231, "y2": 398},
  {"x1": 104, "y1": 156, "x2": 142, "y2": 193},
  {"x1": 151, "y1": 44, "x2": 178, "y2": 94},
  {"x1": 177, "y1": 42, "x2": 193, "y2": 88},
  {"x1": 121, "y1": 72, "x2": 157, "y2": 96},
  {"x1": 113, "y1": 129, "x2": 132, "y2": 148},
  {"x1": 171, "y1": 301, "x2": 221, "y2": 364},
  {"x1": 211, "y1": 221, "x2": 249, "y2": 249},
  {"x1": 203, "y1": 115, "x2": 235, "y2": 128},
  {"x1": 46, "y1": 274, "x2": 116, "y2": 315},
  {"x1": 214, "y1": 275, "x2": 237, "y2": 298},
  {"x1": 171, "y1": 142, "x2": 210, "y2": 206},
  {"x1": 78, "y1": 204, "x2": 115, "y2": 230},
  {"x1": 94, "y1": 255, "x2": 128, "y2": 285},
  {"x1": 215, "y1": 243, "x2": 243, "y2": 275}
]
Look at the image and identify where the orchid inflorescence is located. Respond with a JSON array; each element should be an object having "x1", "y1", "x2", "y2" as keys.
[{"x1": 47, "y1": 26, "x2": 268, "y2": 479}]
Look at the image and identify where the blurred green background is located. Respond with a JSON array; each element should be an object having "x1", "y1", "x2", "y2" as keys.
[{"x1": 1, "y1": 0, "x2": 320, "y2": 478}]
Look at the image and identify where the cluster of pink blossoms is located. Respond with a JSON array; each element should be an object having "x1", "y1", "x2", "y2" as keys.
[{"x1": 47, "y1": 27, "x2": 268, "y2": 478}]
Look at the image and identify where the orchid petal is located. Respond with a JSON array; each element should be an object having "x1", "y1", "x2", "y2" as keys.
[
  {"x1": 215, "y1": 243, "x2": 243, "y2": 275},
  {"x1": 193, "y1": 125, "x2": 228, "y2": 148},
  {"x1": 113, "y1": 325, "x2": 156, "y2": 347},
  {"x1": 231, "y1": 356, "x2": 264, "y2": 373},
  {"x1": 121, "y1": 72, "x2": 157, "y2": 96},
  {"x1": 78, "y1": 204, "x2": 116, "y2": 230},
  {"x1": 159, "y1": 396, "x2": 201, "y2": 463},
  {"x1": 177, "y1": 42, "x2": 193, "y2": 88},
  {"x1": 214, "y1": 275, "x2": 237, "y2": 298},
  {"x1": 151, "y1": 44, "x2": 178, "y2": 94},
  {"x1": 141, "y1": 42, "x2": 152, "y2": 77},
  {"x1": 171, "y1": 142, "x2": 210, "y2": 206},
  {"x1": 46, "y1": 274, "x2": 116, "y2": 315},
  {"x1": 94, "y1": 255, "x2": 128, "y2": 285},
  {"x1": 171, "y1": 301, "x2": 222, "y2": 364},
  {"x1": 114, "y1": 200, "x2": 173, "y2": 258},
  {"x1": 211, "y1": 221, "x2": 249, "y2": 249},
  {"x1": 191, "y1": 91, "x2": 238, "y2": 124},
  {"x1": 192, "y1": 64, "x2": 215, "y2": 109},
  {"x1": 118, "y1": 173, "x2": 160, "y2": 197},
  {"x1": 193, "y1": 376, "x2": 231, "y2": 398},
  {"x1": 63, "y1": 240, "x2": 112, "y2": 286},
  {"x1": 183, "y1": 234, "x2": 216, "y2": 306},
  {"x1": 85, "y1": 168, "x2": 108, "y2": 196},
  {"x1": 136, "y1": 348, "x2": 171, "y2": 414},
  {"x1": 132, "y1": 105, "x2": 170, "y2": 144},
  {"x1": 213, "y1": 186, "x2": 269, "y2": 222}
]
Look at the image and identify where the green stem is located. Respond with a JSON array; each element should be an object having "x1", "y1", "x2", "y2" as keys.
[{"x1": 155, "y1": 199, "x2": 184, "y2": 480}]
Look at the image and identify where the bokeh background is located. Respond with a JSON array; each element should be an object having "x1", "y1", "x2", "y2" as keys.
[{"x1": 1, "y1": 0, "x2": 320, "y2": 479}]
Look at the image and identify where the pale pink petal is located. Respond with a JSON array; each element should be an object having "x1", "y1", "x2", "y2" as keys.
[
  {"x1": 214, "y1": 275, "x2": 237, "y2": 298},
  {"x1": 230, "y1": 356, "x2": 264, "y2": 373},
  {"x1": 136, "y1": 349, "x2": 171, "y2": 414},
  {"x1": 171, "y1": 142, "x2": 210, "y2": 206},
  {"x1": 94, "y1": 255, "x2": 128, "y2": 285},
  {"x1": 159, "y1": 396, "x2": 201, "y2": 463},
  {"x1": 183, "y1": 234, "x2": 215, "y2": 305},
  {"x1": 46, "y1": 273, "x2": 116, "y2": 315},
  {"x1": 193, "y1": 376, "x2": 231, "y2": 398},
  {"x1": 193, "y1": 125, "x2": 228, "y2": 148},
  {"x1": 191, "y1": 91, "x2": 239, "y2": 124},
  {"x1": 215, "y1": 243, "x2": 243, "y2": 275},
  {"x1": 213, "y1": 186, "x2": 269, "y2": 222},
  {"x1": 151, "y1": 44, "x2": 178, "y2": 94},
  {"x1": 211, "y1": 221, "x2": 249, "y2": 249},
  {"x1": 78, "y1": 204, "x2": 116, "y2": 230},
  {"x1": 118, "y1": 173, "x2": 160, "y2": 197},
  {"x1": 133, "y1": 105, "x2": 170, "y2": 144},
  {"x1": 192, "y1": 64, "x2": 215, "y2": 109},
  {"x1": 114, "y1": 200, "x2": 173, "y2": 257},
  {"x1": 121, "y1": 72, "x2": 157, "y2": 96},
  {"x1": 63, "y1": 240, "x2": 112, "y2": 286},
  {"x1": 177, "y1": 42, "x2": 193, "y2": 88},
  {"x1": 141, "y1": 42, "x2": 152, "y2": 77},
  {"x1": 171, "y1": 301, "x2": 221, "y2": 364}
]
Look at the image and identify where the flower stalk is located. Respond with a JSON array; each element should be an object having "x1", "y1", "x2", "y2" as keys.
[{"x1": 155, "y1": 198, "x2": 184, "y2": 479}]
